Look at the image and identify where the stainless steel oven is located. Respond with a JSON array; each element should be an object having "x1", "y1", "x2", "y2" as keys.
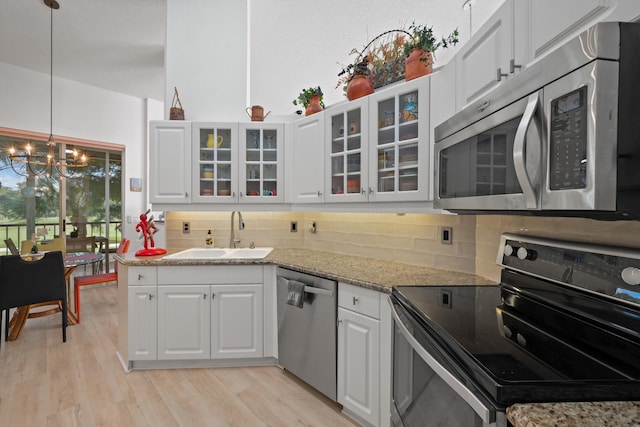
[
  {"x1": 390, "y1": 233, "x2": 640, "y2": 427},
  {"x1": 390, "y1": 293, "x2": 507, "y2": 426},
  {"x1": 434, "y1": 22, "x2": 640, "y2": 220}
]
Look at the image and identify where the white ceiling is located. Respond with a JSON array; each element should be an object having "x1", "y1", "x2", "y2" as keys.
[{"x1": 0, "y1": 0, "x2": 166, "y2": 101}]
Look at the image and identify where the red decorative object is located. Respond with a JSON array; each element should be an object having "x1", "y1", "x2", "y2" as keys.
[
  {"x1": 305, "y1": 95, "x2": 323, "y2": 116},
  {"x1": 135, "y1": 210, "x2": 166, "y2": 256},
  {"x1": 405, "y1": 48, "x2": 433, "y2": 81},
  {"x1": 346, "y1": 74, "x2": 374, "y2": 101}
]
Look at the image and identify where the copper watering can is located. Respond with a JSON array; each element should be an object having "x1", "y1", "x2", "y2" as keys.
[{"x1": 246, "y1": 105, "x2": 271, "y2": 122}]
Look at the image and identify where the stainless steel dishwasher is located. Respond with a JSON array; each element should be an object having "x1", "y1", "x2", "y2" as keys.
[{"x1": 276, "y1": 267, "x2": 337, "y2": 401}]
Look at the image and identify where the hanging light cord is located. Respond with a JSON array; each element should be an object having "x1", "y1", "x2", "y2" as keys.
[{"x1": 49, "y1": 3, "x2": 53, "y2": 141}]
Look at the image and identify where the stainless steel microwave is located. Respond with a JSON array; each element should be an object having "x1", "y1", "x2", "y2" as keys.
[{"x1": 434, "y1": 22, "x2": 640, "y2": 220}]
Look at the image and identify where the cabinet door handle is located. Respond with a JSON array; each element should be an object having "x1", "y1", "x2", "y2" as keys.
[
  {"x1": 211, "y1": 292, "x2": 215, "y2": 299},
  {"x1": 138, "y1": 274, "x2": 143, "y2": 280},
  {"x1": 185, "y1": 192, "x2": 189, "y2": 197},
  {"x1": 496, "y1": 68, "x2": 508, "y2": 82},
  {"x1": 368, "y1": 187, "x2": 373, "y2": 194},
  {"x1": 203, "y1": 293, "x2": 207, "y2": 300},
  {"x1": 510, "y1": 59, "x2": 522, "y2": 74},
  {"x1": 337, "y1": 318, "x2": 343, "y2": 326},
  {"x1": 317, "y1": 190, "x2": 322, "y2": 197},
  {"x1": 353, "y1": 296, "x2": 359, "y2": 305},
  {"x1": 148, "y1": 294, "x2": 154, "y2": 301},
  {"x1": 232, "y1": 192, "x2": 236, "y2": 197},
  {"x1": 240, "y1": 192, "x2": 243, "y2": 197}
]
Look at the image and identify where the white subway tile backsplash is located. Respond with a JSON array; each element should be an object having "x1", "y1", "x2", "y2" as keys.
[{"x1": 165, "y1": 210, "x2": 639, "y2": 281}]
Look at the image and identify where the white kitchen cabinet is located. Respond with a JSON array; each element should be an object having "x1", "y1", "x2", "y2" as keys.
[
  {"x1": 158, "y1": 285, "x2": 210, "y2": 360},
  {"x1": 338, "y1": 283, "x2": 391, "y2": 427},
  {"x1": 119, "y1": 265, "x2": 268, "y2": 370},
  {"x1": 338, "y1": 307, "x2": 380, "y2": 427},
  {"x1": 191, "y1": 122, "x2": 239, "y2": 203},
  {"x1": 127, "y1": 286, "x2": 158, "y2": 361},
  {"x1": 368, "y1": 77, "x2": 431, "y2": 202},
  {"x1": 149, "y1": 121, "x2": 192, "y2": 204},
  {"x1": 515, "y1": 0, "x2": 640, "y2": 64},
  {"x1": 291, "y1": 113, "x2": 325, "y2": 203},
  {"x1": 210, "y1": 284, "x2": 263, "y2": 359},
  {"x1": 455, "y1": 0, "x2": 516, "y2": 110},
  {"x1": 239, "y1": 123, "x2": 285, "y2": 203},
  {"x1": 325, "y1": 97, "x2": 370, "y2": 203}
]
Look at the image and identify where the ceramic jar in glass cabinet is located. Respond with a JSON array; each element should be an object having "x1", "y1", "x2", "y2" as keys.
[
  {"x1": 369, "y1": 77, "x2": 430, "y2": 202},
  {"x1": 240, "y1": 124, "x2": 284, "y2": 203},
  {"x1": 325, "y1": 98, "x2": 369, "y2": 202},
  {"x1": 192, "y1": 123, "x2": 238, "y2": 203}
]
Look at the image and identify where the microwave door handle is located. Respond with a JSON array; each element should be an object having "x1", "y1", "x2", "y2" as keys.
[{"x1": 513, "y1": 91, "x2": 540, "y2": 209}]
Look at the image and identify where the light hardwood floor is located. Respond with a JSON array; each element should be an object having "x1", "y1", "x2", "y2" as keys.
[{"x1": 0, "y1": 284, "x2": 357, "y2": 427}]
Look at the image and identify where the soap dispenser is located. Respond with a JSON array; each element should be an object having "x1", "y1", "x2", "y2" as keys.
[{"x1": 206, "y1": 230, "x2": 214, "y2": 248}]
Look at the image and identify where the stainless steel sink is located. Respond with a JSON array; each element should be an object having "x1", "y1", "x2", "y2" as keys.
[{"x1": 163, "y1": 247, "x2": 273, "y2": 260}]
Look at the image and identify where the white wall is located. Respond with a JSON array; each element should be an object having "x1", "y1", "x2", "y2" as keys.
[
  {"x1": 165, "y1": 0, "x2": 248, "y2": 122},
  {"x1": 250, "y1": 0, "x2": 505, "y2": 115},
  {"x1": 0, "y1": 61, "x2": 152, "y2": 242}
]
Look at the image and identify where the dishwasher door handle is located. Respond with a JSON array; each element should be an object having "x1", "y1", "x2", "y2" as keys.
[{"x1": 304, "y1": 286, "x2": 333, "y2": 297}]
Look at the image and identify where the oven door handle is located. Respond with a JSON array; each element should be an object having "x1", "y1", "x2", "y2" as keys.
[
  {"x1": 389, "y1": 298, "x2": 495, "y2": 424},
  {"x1": 513, "y1": 90, "x2": 540, "y2": 209}
]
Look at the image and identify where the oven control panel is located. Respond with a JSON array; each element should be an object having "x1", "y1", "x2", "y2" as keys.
[{"x1": 498, "y1": 233, "x2": 640, "y2": 306}]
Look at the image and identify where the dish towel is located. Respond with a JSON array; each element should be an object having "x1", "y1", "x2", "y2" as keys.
[{"x1": 286, "y1": 279, "x2": 305, "y2": 308}]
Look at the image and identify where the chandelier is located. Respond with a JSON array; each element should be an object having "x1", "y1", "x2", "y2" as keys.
[{"x1": 8, "y1": 0, "x2": 88, "y2": 178}]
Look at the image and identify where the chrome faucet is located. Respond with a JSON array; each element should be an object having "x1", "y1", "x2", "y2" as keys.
[{"x1": 229, "y1": 211, "x2": 245, "y2": 248}]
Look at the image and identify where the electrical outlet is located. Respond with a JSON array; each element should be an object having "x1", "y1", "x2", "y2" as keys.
[
  {"x1": 290, "y1": 221, "x2": 298, "y2": 232},
  {"x1": 183, "y1": 221, "x2": 190, "y2": 233},
  {"x1": 440, "y1": 226, "x2": 452, "y2": 244}
]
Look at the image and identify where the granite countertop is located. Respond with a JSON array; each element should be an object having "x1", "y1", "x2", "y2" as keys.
[
  {"x1": 115, "y1": 247, "x2": 496, "y2": 293},
  {"x1": 507, "y1": 401, "x2": 640, "y2": 427},
  {"x1": 115, "y1": 248, "x2": 637, "y2": 424}
]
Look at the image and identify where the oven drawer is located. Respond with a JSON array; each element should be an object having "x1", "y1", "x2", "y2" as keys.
[{"x1": 339, "y1": 283, "x2": 380, "y2": 319}]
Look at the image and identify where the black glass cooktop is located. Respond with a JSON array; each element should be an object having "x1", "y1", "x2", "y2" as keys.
[{"x1": 392, "y1": 281, "x2": 640, "y2": 406}]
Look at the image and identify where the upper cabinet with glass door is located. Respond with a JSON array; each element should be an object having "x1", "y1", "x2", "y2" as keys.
[
  {"x1": 239, "y1": 123, "x2": 284, "y2": 203},
  {"x1": 368, "y1": 77, "x2": 430, "y2": 202},
  {"x1": 191, "y1": 123, "x2": 238, "y2": 204},
  {"x1": 325, "y1": 97, "x2": 369, "y2": 203}
]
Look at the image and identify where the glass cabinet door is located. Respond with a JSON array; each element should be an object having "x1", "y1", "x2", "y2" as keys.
[
  {"x1": 370, "y1": 78, "x2": 429, "y2": 202},
  {"x1": 192, "y1": 123, "x2": 237, "y2": 203},
  {"x1": 241, "y1": 125, "x2": 283, "y2": 202},
  {"x1": 326, "y1": 98, "x2": 369, "y2": 202}
]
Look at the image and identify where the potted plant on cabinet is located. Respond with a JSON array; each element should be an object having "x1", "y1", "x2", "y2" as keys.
[
  {"x1": 403, "y1": 22, "x2": 459, "y2": 80},
  {"x1": 293, "y1": 86, "x2": 325, "y2": 116},
  {"x1": 337, "y1": 56, "x2": 375, "y2": 101}
]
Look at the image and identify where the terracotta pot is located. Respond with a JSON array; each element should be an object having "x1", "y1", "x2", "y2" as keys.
[
  {"x1": 405, "y1": 48, "x2": 433, "y2": 81},
  {"x1": 346, "y1": 74, "x2": 374, "y2": 101},
  {"x1": 305, "y1": 95, "x2": 323, "y2": 116}
]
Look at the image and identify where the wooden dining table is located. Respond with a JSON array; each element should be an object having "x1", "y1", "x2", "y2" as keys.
[{"x1": 6, "y1": 251, "x2": 104, "y2": 340}]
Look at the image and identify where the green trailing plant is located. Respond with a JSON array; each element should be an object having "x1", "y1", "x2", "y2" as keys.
[
  {"x1": 292, "y1": 86, "x2": 325, "y2": 108},
  {"x1": 403, "y1": 22, "x2": 459, "y2": 62}
]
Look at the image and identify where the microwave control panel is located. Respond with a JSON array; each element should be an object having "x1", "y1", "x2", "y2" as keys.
[{"x1": 549, "y1": 86, "x2": 588, "y2": 190}]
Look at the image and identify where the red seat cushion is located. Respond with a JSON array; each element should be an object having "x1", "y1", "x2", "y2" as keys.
[{"x1": 74, "y1": 272, "x2": 117, "y2": 286}]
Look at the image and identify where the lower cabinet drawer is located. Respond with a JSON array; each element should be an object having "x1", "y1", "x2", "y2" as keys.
[
  {"x1": 339, "y1": 282, "x2": 380, "y2": 319},
  {"x1": 127, "y1": 266, "x2": 158, "y2": 285}
]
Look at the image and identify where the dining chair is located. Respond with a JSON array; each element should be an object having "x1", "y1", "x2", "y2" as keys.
[
  {"x1": 4, "y1": 238, "x2": 19, "y2": 255},
  {"x1": 0, "y1": 251, "x2": 67, "y2": 349},
  {"x1": 73, "y1": 238, "x2": 130, "y2": 322},
  {"x1": 66, "y1": 236, "x2": 97, "y2": 273},
  {"x1": 20, "y1": 237, "x2": 66, "y2": 255},
  {"x1": 65, "y1": 236, "x2": 96, "y2": 253}
]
